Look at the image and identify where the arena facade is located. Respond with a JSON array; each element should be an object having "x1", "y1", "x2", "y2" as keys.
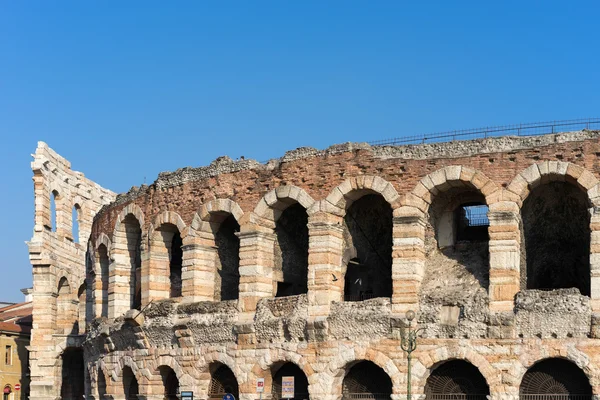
[{"x1": 27, "y1": 127, "x2": 600, "y2": 400}]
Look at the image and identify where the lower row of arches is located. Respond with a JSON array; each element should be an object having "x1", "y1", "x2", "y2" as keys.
[{"x1": 63, "y1": 356, "x2": 595, "y2": 400}]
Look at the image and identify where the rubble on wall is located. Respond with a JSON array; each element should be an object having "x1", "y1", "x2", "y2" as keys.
[
  {"x1": 515, "y1": 288, "x2": 591, "y2": 338},
  {"x1": 328, "y1": 297, "x2": 392, "y2": 340},
  {"x1": 255, "y1": 294, "x2": 308, "y2": 342},
  {"x1": 419, "y1": 242, "x2": 489, "y2": 339}
]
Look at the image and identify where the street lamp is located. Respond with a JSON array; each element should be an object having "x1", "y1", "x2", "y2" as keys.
[{"x1": 400, "y1": 310, "x2": 425, "y2": 400}]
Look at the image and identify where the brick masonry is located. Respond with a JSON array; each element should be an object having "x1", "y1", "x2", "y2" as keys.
[{"x1": 28, "y1": 131, "x2": 600, "y2": 399}]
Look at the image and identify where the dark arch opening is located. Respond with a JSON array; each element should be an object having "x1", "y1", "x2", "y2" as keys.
[
  {"x1": 425, "y1": 360, "x2": 490, "y2": 399},
  {"x1": 275, "y1": 203, "x2": 309, "y2": 297},
  {"x1": 271, "y1": 362, "x2": 309, "y2": 400},
  {"x1": 208, "y1": 364, "x2": 239, "y2": 400},
  {"x1": 169, "y1": 229, "x2": 183, "y2": 298},
  {"x1": 98, "y1": 244, "x2": 109, "y2": 318},
  {"x1": 455, "y1": 203, "x2": 489, "y2": 243},
  {"x1": 60, "y1": 348, "x2": 85, "y2": 400},
  {"x1": 343, "y1": 194, "x2": 392, "y2": 301},
  {"x1": 522, "y1": 181, "x2": 591, "y2": 295},
  {"x1": 123, "y1": 214, "x2": 142, "y2": 310},
  {"x1": 520, "y1": 358, "x2": 592, "y2": 396},
  {"x1": 159, "y1": 366, "x2": 180, "y2": 399},
  {"x1": 215, "y1": 215, "x2": 241, "y2": 301},
  {"x1": 342, "y1": 361, "x2": 392, "y2": 399},
  {"x1": 123, "y1": 366, "x2": 139, "y2": 400}
]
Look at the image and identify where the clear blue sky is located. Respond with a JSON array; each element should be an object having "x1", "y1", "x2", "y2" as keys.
[{"x1": 1, "y1": 1, "x2": 599, "y2": 302}]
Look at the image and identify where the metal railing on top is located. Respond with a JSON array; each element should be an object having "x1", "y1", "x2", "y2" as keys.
[{"x1": 368, "y1": 118, "x2": 600, "y2": 146}]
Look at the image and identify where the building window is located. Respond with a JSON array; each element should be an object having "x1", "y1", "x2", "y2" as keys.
[{"x1": 5, "y1": 345, "x2": 12, "y2": 365}]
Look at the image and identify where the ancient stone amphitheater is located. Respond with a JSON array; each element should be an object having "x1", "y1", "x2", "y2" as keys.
[{"x1": 28, "y1": 127, "x2": 600, "y2": 400}]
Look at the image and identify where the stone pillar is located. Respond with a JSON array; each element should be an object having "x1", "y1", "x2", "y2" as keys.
[
  {"x1": 29, "y1": 264, "x2": 60, "y2": 400},
  {"x1": 589, "y1": 208, "x2": 600, "y2": 336},
  {"x1": 109, "y1": 225, "x2": 142, "y2": 317},
  {"x1": 488, "y1": 204, "x2": 521, "y2": 312},
  {"x1": 487, "y1": 202, "x2": 520, "y2": 338},
  {"x1": 307, "y1": 211, "x2": 344, "y2": 317},
  {"x1": 145, "y1": 231, "x2": 171, "y2": 302},
  {"x1": 391, "y1": 207, "x2": 426, "y2": 314},
  {"x1": 181, "y1": 231, "x2": 216, "y2": 301},
  {"x1": 238, "y1": 222, "x2": 275, "y2": 319}
]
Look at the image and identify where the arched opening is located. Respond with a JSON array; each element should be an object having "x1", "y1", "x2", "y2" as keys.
[
  {"x1": 123, "y1": 214, "x2": 142, "y2": 310},
  {"x1": 274, "y1": 203, "x2": 309, "y2": 297},
  {"x1": 151, "y1": 223, "x2": 184, "y2": 298},
  {"x1": 159, "y1": 366, "x2": 179, "y2": 399},
  {"x1": 215, "y1": 215, "x2": 240, "y2": 301},
  {"x1": 521, "y1": 181, "x2": 591, "y2": 295},
  {"x1": 60, "y1": 348, "x2": 85, "y2": 400},
  {"x1": 342, "y1": 361, "x2": 392, "y2": 400},
  {"x1": 123, "y1": 366, "x2": 139, "y2": 400},
  {"x1": 343, "y1": 194, "x2": 392, "y2": 301},
  {"x1": 98, "y1": 367, "x2": 107, "y2": 399},
  {"x1": 50, "y1": 190, "x2": 59, "y2": 232},
  {"x1": 57, "y1": 277, "x2": 78, "y2": 334},
  {"x1": 77, "y1": 282, "x2": 86, "y2": 334},
  {"x1": 271, "y1": 362, "x2": 309, "y2": 400},
  {"x1": 72, "y1": 204, "x2": 81, "y2": 243},
  {"x1": 208, "y1": 364, "x2": 239, "y2": 400},
  {"x1": 420, "y1": 186, "x2": 490, "y2": 334},
  {"x1": 520, "y1": 358, "x2": 592, "y2": 398},
  {"x1": 425, "y1": 359, "x2": 490, "y2": 400},
  {"x1": 98, "y1": 244, "x2": 109, "y2": 317}
]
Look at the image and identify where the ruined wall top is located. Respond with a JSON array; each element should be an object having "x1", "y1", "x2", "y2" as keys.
[
  {"x1": 150, "y1": 129, "x2": 600, "y2": 190},
  {"x1": 30, "y1": 141, "x2": 116, "y2": 244}
]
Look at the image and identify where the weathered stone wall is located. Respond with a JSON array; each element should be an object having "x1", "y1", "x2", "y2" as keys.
[
  {"x1": 31, "y1": 130, "x2": 600, "y2": 400},
  {"x1": 28, "y1": 142, "x2": 115, "y2": 400}
]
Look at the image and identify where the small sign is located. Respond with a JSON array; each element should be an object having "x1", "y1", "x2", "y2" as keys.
[
  {"x1": 14, "y1": 384, "x2": 20, "y2": 391},
  {"x1": 181, "y1": 391, "x2": 193, "y2": 400},
  {"x1": 223, "y1": 394, "x2": 235, "y2": 400},
  {"x1": 281, "y1": 376, "x2": 294, "y2": 399},
  {"x1": 257, "y1": 377, "x2": 265, "y2": 393}
]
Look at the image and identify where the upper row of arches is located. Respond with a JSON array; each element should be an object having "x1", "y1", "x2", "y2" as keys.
[{"x1": 90, "y1": 162, "x2": 600, "y2": 318}]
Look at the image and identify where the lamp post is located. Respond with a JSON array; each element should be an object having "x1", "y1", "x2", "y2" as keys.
[{"x1": 400, "y1": 310, "x2": 425, "y2": 400}]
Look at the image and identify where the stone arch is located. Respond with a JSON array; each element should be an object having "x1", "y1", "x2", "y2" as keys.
[
  {"x1": 112, "y1": 203, "x2": 146, "y2": 240},
  {"x1": 148, "y1": 211, "x2": 187, "y2": 299},
  {"x1": 191, "y1": 198, "x2": 244, "y2": 232},
  {"x1": 94, "y1": 234, "x2": 111, "y2": 319},
  {"x1": 519, "y1": 357, "x2": 594, "y2": 396},
  {"x1": 511, "y1": 162, "x2": 597, "y2": 295},
  {"x1": 325, "y1": 176, "x2": 400, "y2": 216},
  {"x1": 409, "y1": 166, "x2": 500, "y2": 214},
  {"x1": 512, "y1": 353, "x2": 599, "y2": 394},
  {"x1": 110, "y1": 204, "x2": 144, "y2": 316},
  {"x1": 328, "y1": 348, "x2": 401, "y2": 398},
  {"x1": 197, "y1": 352, "x2": 241, "y2": 398},
  {"x1": 507, "y1": 161, "x2": 600, "y2": 206},
  {"x1": 253, "y1": 185, "x2": 316, "y2": 223},
  {"x1": 252, "y1": 352, "x2": 315, "y2": 400},
  {"x1": 413, "y1": 347, "x2": 500, "y2": 394},
  {"x1": 149, "y1": 355, "x2": 193, "y2": 387},
  {"x1": 148, "y1": 211, "x2": 188, "y2": 240},
  {"x1": 252, "y1": 186, "x2": 313, "y2": 297},
  {"x1": 94, "y1": 233, "x2": 112, "y2": 255},
  {"x1": 191, "y1": 199, "x2": 244, "y2": 302},
  {"x1": 424, "y1": 359, "x2": 490, "y2": 397},
  {"x1": 329, "y1": 177, "x2": 396, "y2": 301}
]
